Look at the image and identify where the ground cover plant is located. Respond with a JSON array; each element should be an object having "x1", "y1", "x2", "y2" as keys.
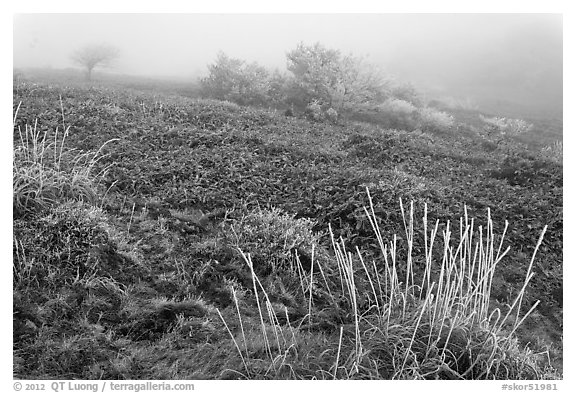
[{"x1": 13, "y1": 73, "x2": 562, "y2": 380}]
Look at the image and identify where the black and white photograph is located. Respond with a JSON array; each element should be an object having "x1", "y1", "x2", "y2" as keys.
[{"x1": 10, "y1": 6, "x2": 564, "y2": 384}]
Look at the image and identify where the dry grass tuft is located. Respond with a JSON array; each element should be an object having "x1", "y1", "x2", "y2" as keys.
[
  {"x1": 218, "y1": 188, "x2": 552, "y2": 379},
  {"x1": 13, "y1": 100, "x2": 117, "y2": 216}
]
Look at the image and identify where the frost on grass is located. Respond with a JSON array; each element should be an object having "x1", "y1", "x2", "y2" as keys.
[
  {"x1": 227, "y1": 207, "x2": 327, "y2": 275},
  {"x1": 218, "y1": 190, "x2": 554, "y2": 379},
  {"x1": 480, "y1": 114, "x2": 534, "y2": 135},
  {"x1": 13, "y1": 102, "x2": 117, "y2": 217}
]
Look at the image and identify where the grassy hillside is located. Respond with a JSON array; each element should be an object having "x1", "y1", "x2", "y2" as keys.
[{"x1": 13, "y1": 76, "x2": 562, "y2": 379}]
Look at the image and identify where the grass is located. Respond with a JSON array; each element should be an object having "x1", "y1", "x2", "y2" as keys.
[
  {"x1": 13, "y1": 99, "x2": 117, "y2": 217},
  {"x1": 217, "y1": 189, "x2": 551, "y2": 379},
  {"x1": 12, "y1": 76, "x2": 562, "y2": 379}
]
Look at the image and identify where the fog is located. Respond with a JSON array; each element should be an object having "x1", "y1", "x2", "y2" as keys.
[{"x1": 13, "y1": 13, "x2": 562, "y2": 116}]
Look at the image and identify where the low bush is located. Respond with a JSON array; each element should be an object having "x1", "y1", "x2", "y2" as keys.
[
  {"x1": 13, "y1": 200, "x2": 141, "y2": 291},
  {"x1": 226, "y1": 207, "x2": 326, "y2": 276},
  {"x1": 479, "y1": 115, "x2": 534, "y2": 135},
  {"x1": 304, "y1": 100, "x2": 324, "y2": 122},
  {"x1": 348, "y1": 99, "x2": 417, "y2": 130},
  {"x1": 347, "y1": 101, "x2": 454, "y2": 135},
  {"x1": 325, "y1": 107, "x2": 338, "y2": 123},
  {"x1": 417, "y1": 107, "x2": 455, "y2": 133},
  {"x1": 200, "y1": 52, "x2": 270, "y2": 107},
  {"x1": 377, "y1": 98, "x2": 418, "y2": 130}
]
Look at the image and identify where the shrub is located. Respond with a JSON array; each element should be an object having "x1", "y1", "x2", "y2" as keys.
[
  {"x1": 326, "y1": 107, "x2": 338, "y2": 123},
  {"x1": 354, "y1": 101, "x2": 454, "y2": 134},
  {"x1": 267, "y1": 70, "x2": 290, "y2": 107},
  {"x1": 200, "y1": 52, "x2": 270, "y2": 106},
  {"x1": 227, "y1": 207, "x2": 324, "y2": 276},
  {"x1": 380, "y1": 98, "x2": 417, "y2": 114},
  {"x1": 286, "y1": 42, "x2": 343, "y2": 108},
  {"x1": 13, "y1": 201, "x2": 127, "y2": 288},
  {"x1": 479, "y1": 115, "x2": 534, "y2": 135},
  {"x1": 286, "y1": 42, "x2": 389, "y2": 113},
  {"x1": 304, "y1": 99, "x2": 324, "y2": 122},
  {"x1": 351, "y1": 98, "x2": 418, "y2": 130},
  {"x1": 417, "y1": 107, "x2": 455, "y2": 133}
]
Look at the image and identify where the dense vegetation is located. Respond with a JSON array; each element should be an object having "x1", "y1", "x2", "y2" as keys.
[{"x1": 13, "y1": 70, "x2": 562, "y2": 379}]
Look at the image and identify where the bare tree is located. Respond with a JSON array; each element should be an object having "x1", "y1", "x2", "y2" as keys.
[{"x1": 71, "y1": 44, "x2": 119, "y2": 81}]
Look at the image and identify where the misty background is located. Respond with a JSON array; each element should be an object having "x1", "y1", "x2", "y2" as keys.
[{"x1": 13, "y1": 13, "x2": 562, "y2": 118}]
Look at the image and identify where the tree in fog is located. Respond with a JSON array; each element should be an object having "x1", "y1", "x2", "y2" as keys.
[
  {"x1": 71, "y1": 44, "x2": 119, "y2": 81},
  {"x1": 201, "y1": 52, "x2": 270, "y2": 106},
  {"x1": 286, "y1": 42, "x2": 389, "y2": 112},
  {"x1": 286, "y1": 43, "x2": 342, "y2": 107}
]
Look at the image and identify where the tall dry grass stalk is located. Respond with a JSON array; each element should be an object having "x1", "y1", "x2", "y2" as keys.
[
  {"x1": 13, "y1": 100, "x2": 118, "y2": 215},
  {"x1": 218, "y1": 188, "x2": 547, "y2": 379}
]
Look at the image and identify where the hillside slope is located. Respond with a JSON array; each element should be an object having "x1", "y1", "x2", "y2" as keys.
[{"x1": 13, "y1": 80, "x2": 562, "y2": 379}]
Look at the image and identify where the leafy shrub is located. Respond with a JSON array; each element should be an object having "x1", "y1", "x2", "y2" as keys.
[
  {"x1": 304, "y1": 100, "x2": 324, "y2": 122},
  {"x1": 303, "y1": 103, "x2": 339, "y2": 124},
  {"x1": 354, "y1": 103, "x2": 453, "y2": 134},
  {"x1": 325, "y1": 107, "x2": 338, "y2": 123},
  {"x1": 381, "y1": 98, "x2": 417, "y2": 114},
  {"x1": 350, "y1": 98, "x2": 417, "y2": 130},
  {"x1": 286, "y1": 42, "x2": 344, "y2": 109},
  {"x1": 286, "y1": 42, "x2": 389, "y2": 113},
  {"x1": 416, "y1": 107, "x2": 455, "y2": 133},
  {"x1": 227, "y1": 207, "x2": 324, "y2": 275},
  {"x1": 200, "y1": 44, "x2": 429, "y2": 123},
  {"x1": 200, "y1": 52, "x2": 270, "y2": 106},
  {"x1": 479, "y1": 114, "x2": 534, "y2": 135}
]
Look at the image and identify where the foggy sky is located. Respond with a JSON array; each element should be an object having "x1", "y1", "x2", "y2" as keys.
[{"x1": 13, "y1": 13, "x2": 562, "y2": 113}]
